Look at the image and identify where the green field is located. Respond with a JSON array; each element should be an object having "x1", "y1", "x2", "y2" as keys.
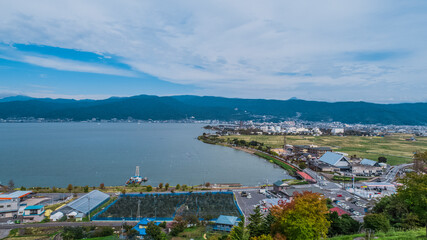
[
  {"x1": 220, "y1": 134, "x2": 427, "y2": 165},
  {"x1": 329, "y1": 228, "x2": 426, "y2": 240},
  {"x1": 253, "y1": 152, "x2": 297, "y2": 175}
]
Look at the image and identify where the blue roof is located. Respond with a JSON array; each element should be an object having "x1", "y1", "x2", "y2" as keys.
[
  {"x1": 25, "y1": 205, "x2": 44, "y2": 210},
  {"x1": 318, "y1": 152, "x2": 347, "y2": 166},
  {"x1": 215, "y1": 215, "x2": 239, "y2": 226},
  {"x1": 360, "y1": 159, "x2": 377, "y2": 166},
  {"x1": 132, "y1": 218, "x2": 160, "y2": 236}
]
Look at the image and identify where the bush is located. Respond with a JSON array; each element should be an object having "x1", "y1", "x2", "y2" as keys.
[
  {"x1": 364, "y1": 214, "x2": 390, "y2": 233},
  {"x1": 146, "y1": 185, "x2": 153, "y2": 192}
]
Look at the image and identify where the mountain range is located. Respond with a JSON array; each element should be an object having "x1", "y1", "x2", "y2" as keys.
[{"x1": 0, "y1": 95, "x2": 426, "y2": 125}]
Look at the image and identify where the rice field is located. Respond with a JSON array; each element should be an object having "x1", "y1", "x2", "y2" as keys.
[
  {"x1": 95, "y1": 192, "x2": 241, "y2": 220},
  {"x1": 220, "y1": 134, "x2": 427, "y2": 165}
]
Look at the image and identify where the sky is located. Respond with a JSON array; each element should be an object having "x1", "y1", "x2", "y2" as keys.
[{"x1": 0, "y1": 1, "x2": 426, "y2": 103}]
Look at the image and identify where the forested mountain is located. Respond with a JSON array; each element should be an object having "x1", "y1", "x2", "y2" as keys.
[{"x1": 0, "y1": 95, "x2": 426, "y2": 125}]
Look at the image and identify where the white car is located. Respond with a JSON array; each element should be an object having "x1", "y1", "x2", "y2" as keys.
[{"x1": 6, "y1": 220, "x2": 14, "y2": 225}]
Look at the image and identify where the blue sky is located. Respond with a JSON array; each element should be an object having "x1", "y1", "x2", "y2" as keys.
[{"x1": 0, "y1": 0, "x2": 426, "y2": 103}]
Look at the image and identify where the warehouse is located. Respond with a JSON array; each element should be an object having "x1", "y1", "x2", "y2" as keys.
[{"x1": 51, "y1": 190, "x2": 109, "y2": 220}]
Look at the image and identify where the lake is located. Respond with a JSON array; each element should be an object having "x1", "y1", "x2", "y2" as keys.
[{"x1": 0, "y1": 123, "x2": 291, "y2": 187}]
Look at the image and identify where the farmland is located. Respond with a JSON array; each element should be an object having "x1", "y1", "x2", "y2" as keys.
[
  {"x1": 219, "y1": 134, "x2": 427, "y2": 165},
  {"x1": 95, "y1": 192, "x2": 241, "y2": 220}
]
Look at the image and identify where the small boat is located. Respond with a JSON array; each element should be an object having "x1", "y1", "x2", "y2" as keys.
[{"x1": 126, "y1": 166, "x2": 148, "y2": 185}]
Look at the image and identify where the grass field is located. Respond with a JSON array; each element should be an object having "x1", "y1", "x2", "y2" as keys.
[
  {"x1": 220, "y1": 134, "x2": 427, "y2": 165},
  {"x1": 253, "y1": 152, "x2": 297, "y2": 175},
  {"x1": 329, "y1": 228, "x2": 426, "y2": 240}
]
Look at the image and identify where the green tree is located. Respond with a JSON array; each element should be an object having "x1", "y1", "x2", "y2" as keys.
[
  {"x1": 164, "y1": 183, "x2": 169, "y2": 191},
  {"x1": 170, "y1": 216, "x2": 186, "y2": 236},
  {"x1": 378, "y1": 156, "x2": 387, "y2": 163},
  {"x1": 67, "y1": 184, "x2": 73, "y2": 193},
  {"x1": 146, "y1": 185, "x2": 153, "y2": 192},
  {"x1": 158, "y1": 183, "x2": 163, "y2": 190},
  {"x1": 175, "y1": 184, "x2": 180, "y2": 190},
  {"x1": 248, "y1": 206, "x2": 264, "y2": 238},
  {"x1": 363, "y1": 213, "x2": 390, "y2": 233},
  {"x1": 413, "y1": 151, "x2": 427, "y2": 172},
  {"x1": 182, "y1": 184, "x2": 188, "y2": 191},
  {"x1": 398, "y1": 172, "x2": 427, "y2": 236},
  {"x1": 327, "y1": 211, "x2": 361, "y2": 237},
  {"x1": 271, "y1": 192, "x2": 330, "y2": 240},
  {"x1": 228, "y1": 218, "x2": 249, "y2": 240},
  {"x1": 121, "y1": 188, "x2": 126, "y2": 195},
  {"x1": 84, "y1": 185, "x2": 89, "y2": 193},
  {"x1": 260, "y1": 212, "x2": 275, "y2": 235},
  {"x1": 250, "y1": 235, "x2": 273, "y2": 240},
  {"x1": 145, "y1": 221, "x2": 165, "y2": 240}
]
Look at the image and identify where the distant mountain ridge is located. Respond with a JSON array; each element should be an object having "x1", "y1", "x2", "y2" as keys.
[{"x1": 0, "y1": 94, "x2": 426, "y2": 125}]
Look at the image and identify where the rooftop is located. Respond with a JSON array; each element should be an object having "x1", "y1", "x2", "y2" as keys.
[
  {"x1": 0, "y1": 191, "x2": 32, "y2": 200},
  {"x1": 360, "y1": 158, "x2": 378, "y2": 166},
  {"x1": 25, "y1": 205, "x2": 44, "y2": 210},
  {"x1": 329, "y1": 207, "x2": 350, "y2": 216},
  {"x1": 215, "y1": 215, "x2": 239, "y2": 226},
  {"x1": 318, "y1": 152, "x2": 347, "y2": 166},
  {"x1": 64, "y1": 190, "x2": 110, "y2": 215}
]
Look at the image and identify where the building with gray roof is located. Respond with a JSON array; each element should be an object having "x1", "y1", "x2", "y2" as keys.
[
  {"x1": 54, "y1": 190, "x2": 109, "y2": 217},
  {"x1": 318, "y1": 152, "x2": 350, "y2": 170}
]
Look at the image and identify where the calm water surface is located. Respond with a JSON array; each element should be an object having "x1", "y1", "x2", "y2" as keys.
[{"x1": 0, "y1": 123, "x2": 290, "y2": 187}]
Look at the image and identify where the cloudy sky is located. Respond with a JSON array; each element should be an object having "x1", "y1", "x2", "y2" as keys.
[{"x1": 0, "y1": 0, "x2": 426, "y2": 103}]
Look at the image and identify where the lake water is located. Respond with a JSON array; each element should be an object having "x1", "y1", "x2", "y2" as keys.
[{"x1": 0, "y1": 123, "x2": 291, "y2": 188}]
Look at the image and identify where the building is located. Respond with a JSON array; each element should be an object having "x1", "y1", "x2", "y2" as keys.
[
  {"x1": 133, "y1": 218, "x2": 160, "y2": 236},
  {"x1": 331, "y1": 128, "x2": 344, "y2": 135},
  {"x1": 52, "y1": 190, "x2": 109, "y2": 219},
  {"x1": 273, "y1": 180, "x2": 289, "y2": 193},
  {"x1": 360, "y1": 159, "x2": 380, "y2": 167},
  {"x1": 329, "y1": 207, "x2": 350, "y2": 216},
  {"x1": 0, "y1": 199, "x2": 20, "y2": 218},
  {"x1": 280, "y1": 185, "x2": 323, "y2": 199},
  {"x1": 317, "y1": 152, "x2": 350, "y2": 171},
  {"x1": 24, "y1": 205, "x2": 45, "y2": 216},
  {"x1": 213, "y1": 215, "x2": 239, "y2": 232},
  {"x1": 296, "y1": 171, "x2": 316, "y2": 183},
  {"x1": 308, "y1": 147, "x2": 332, "y2": 157},
  {"x1": 0, "y1": 191, "x2": 32, "y2": 200}
]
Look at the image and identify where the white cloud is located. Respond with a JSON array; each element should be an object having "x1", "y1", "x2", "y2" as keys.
[{"x1": 0, "y1": 0, "x2": 426, "y2": 102}]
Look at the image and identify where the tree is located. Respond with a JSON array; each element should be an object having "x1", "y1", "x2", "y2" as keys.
[
  {"x1": 205, "y1": 182, "x2": 211, "y2": 188},
  {"x1": 67, "y1": 184, "x2": 73, "y2": 193},
  {"x1": 175, "y1": 184, "x2": 180, "y2": 190},
  {"x1": 260, "y1": 212, "x2": 275, "y2": 235},
  {"x1": 182, "y1": 184, "x2": 188, "y2": 191},
  {"x1": 271, "y1": 192, "x2": 330, "y2": 240},
  {"x1": 84, "y1": 185, "x2": 89, "y2": 193},
  {"x1": 250, "y1": 235, "x2": 273, "y2": 240},
  {"x1": 248, "y1": 206, "x2": 264, "y2": 238},
  {"x1": 228, "y1": 218, "x2": 249, "y2": 240},
  {"x1": 8, "y1": 179, "x2": 14, "y2": 190},
  {"x1": 170, "y1": 216, "x2": 186, "y2": 236},
  {"x1": 363, "y1": 213, "x2": 390, "y2": 233},
  {"x1": 146, "y1": 185, "x2": 153, "y2": 192},
  {"x1": 298, "y1": 162, "x2": 307, "y2": 169},
  {"x1": 378, "y1": 156, "x2": 387, "y2": 163},
  {"x1": 398, "y1": 172, "x2": 427, "y2": 236},
  {"x1": 145, "y1": 221, "x2": 165, "y2": 240},
  {"x1": 99, "y1": 183, "x2": 105, "y2": 190},
  {"x1": 164, "y1": 183, "x2": 169, "y2": 191},
  {"x1": 158, "y1": 183, "x2": 163, "y2": 190},
  {"x1": 327, "y1": 211, "x2": 361, "y2": 237},
  {"x1": 121, "y1": 188, "x2": 126, "y2": 195},
  {"x1": 413, "y1": 151, "x2": 427, "y2": 172},
  {"x1": 52, "y1": 186, "x2": 57, "y2": 192}
]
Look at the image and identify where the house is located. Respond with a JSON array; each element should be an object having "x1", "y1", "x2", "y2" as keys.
[
  {"x1": 360, "y1": 159, "x2": 380, "y2": 167},
  {"x1": 351, "y1": 164, "x2": 382, "y2": 176},
  {"x1": 318, "y1": 152, "x2": 351, "y2": 171},
  {"x1": 273, "y1": 180, "x2": 289, "y2": 193},
  {"x1": 308, "y1": 147, "x2": 332, "y2": 157},
  {"x1": 329, "y1": 207, "x2": 350, "y2": 216},
  {"x1": 49, "y1": 212, "x2": 64, "y2": 221},
  {"x1": 331, "y1": 128, "x2": 344, "y2": 135},
  {"x1": 213, "y1": 215, "x2": 239, "y2": 232},
  {"x1": 23, "y1": 205, "x2": 45, "y2": 221},
  {"x1": 133, "y1": 218, "x2": 160, "y2": 236}
]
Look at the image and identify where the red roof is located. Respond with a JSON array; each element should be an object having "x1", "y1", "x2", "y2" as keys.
[
  {"x1": 296, "y1": 171, "x2": 316, "y2": 182},
  {"x1": 329, "y1": 207, "x2": 350, "y2": 216}
]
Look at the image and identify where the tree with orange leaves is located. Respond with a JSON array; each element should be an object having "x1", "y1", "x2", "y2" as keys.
[{"x1": 270, "y1": 191, "x2": 330, "y2": 240}]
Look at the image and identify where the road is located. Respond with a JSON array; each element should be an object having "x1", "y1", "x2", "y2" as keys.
[
  {"x1": 0, "y1": 221, "x2": 129, "y2": 230},
  {"x1": 381, "y1": 163, "x2": 413, "y2": 183}
]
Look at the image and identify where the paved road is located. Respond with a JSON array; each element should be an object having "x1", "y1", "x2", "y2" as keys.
[
  {"x1": 0, "y1": 221, "x2": 129, "y2": 230},
  {"x1": 0, "y1": 229, "x2": 10, "y2": 240},
  {"x1": 381, "y1": 163, "x2": 413, "y2": 183}
]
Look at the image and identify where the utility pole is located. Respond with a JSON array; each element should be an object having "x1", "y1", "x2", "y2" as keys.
[{"x1": 137, "y1": 199, "x2": 141, "y2": 220}]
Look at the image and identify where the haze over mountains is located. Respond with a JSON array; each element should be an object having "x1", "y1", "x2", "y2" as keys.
[{"x1": 0, "y1": 95, "x2": 426, "y2": 125}]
